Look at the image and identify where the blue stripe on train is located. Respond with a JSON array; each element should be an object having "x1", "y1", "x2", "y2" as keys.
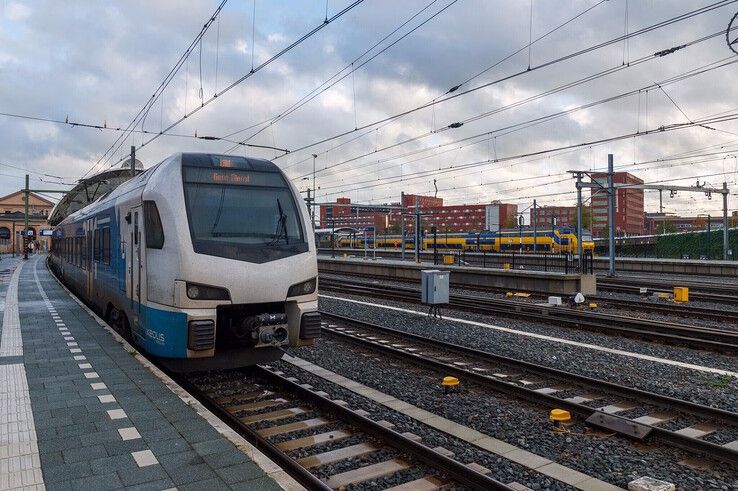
[{"x1": 136, "y1": 303, "x2": 189, "y2": 358}]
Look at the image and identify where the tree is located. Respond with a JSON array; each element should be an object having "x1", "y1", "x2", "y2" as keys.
[
  {"x1": 504, "y1": 214, "x2": 518, "y2": 229},
  {"x1": 655, "y1": 221, "x2": 677, "y2": 234},
  {"x1": 580, "y1": 206, "x2": 591, "y2": 229}
]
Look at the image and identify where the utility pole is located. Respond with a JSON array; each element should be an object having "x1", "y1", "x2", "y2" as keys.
[
  {"x1": 575, "y1": 172, "x2": 583, "y2": 271},
  {"x1": 311, "y1": 154, "x2": 317, "y2": 226},
  {"x1": 607, "y1": 154, "x2": 616, "y2": 276},
  {"x1": 23, "y1": 174, "x2": 29, "y2": 260},
  {"x1": 306, "y1": 188, "x2": 312, "y2": 228},
  {"x1": 707, "y1": 214, "x2": 712, "y2": 260},
  {"x1": 130, "y1": 146, "x2": 136, "y2": 177},
  {"x1": 331, "y1": 218, "x2": 335, "y2": 258},
  {"x1": 659, "y1": 189, "x2": 663, "y2": 214},
  {"x1": 518, "y1": 215, "x2": 523, "y2": 253},
  {"x1": 533, "y1": 199, "x2": 538, "y2": 254},
  {"x1": 401, "y1": 192, "x2": 406, "y2": 260},
  {"x1": 414, "y1": 196, "x2": 420, "y2": 263},
  {"x1": 723, "y1": 182, "x2": 730, "y2": 260}
]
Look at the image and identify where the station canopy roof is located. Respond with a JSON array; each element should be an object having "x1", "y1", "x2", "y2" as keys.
[{"x1": 48, "y1": 159, "x2": 144, "y2": 226}]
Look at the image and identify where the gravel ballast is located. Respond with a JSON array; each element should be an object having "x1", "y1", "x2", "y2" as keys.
[
  {"x1": 318, "y1": 292, "x2": 738, "y2": 412},
  {"x1": 284, "y1": 336, "x2": 738, "y2": 490},
  {"x1": 270, "y1": 360, "x2": 576, "y2": 490}
]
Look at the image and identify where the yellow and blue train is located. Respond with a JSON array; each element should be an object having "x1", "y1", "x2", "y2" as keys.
[{"x1": 324, "y1": 228, "x2": 594, "y2": 255}]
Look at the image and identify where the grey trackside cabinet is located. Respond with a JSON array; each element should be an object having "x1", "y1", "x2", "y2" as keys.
[{"x1": 421, "y1": 270, "x2": 449, "y2": 305}]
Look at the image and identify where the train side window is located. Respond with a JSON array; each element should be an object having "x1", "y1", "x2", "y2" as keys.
[
  {"x1": 93, "y1": 229, "x2": 100, "y2": 261},
  {"x1": 143, "y1": 201, "x2": 164, "y2": 249},
  {"x1": 102, "y1": 227, "x2": 111, "y2": 265},
  {"x1": 81, "y1": 236, "x2": 87, "y2": 269}
]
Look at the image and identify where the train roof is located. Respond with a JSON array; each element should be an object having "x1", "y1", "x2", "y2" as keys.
[
  {"x1": 49, "y1": 164, "x2": 144, "y2": 226},
  {"x1": 54, "y1": 153, "x2": 285, "y2": 227}
]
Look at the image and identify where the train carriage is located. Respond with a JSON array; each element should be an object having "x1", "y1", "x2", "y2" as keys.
[{"x1": 50, "y1": 153, "x2": 319, "y2": 371}]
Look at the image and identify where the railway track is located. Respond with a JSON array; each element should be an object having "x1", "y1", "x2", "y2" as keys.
[
  {"x1": 319, "y1": 271, "x2": 738, "y2": 324},
  {"x1": 319, "y1": 277, "x2": 738, "y2": 353},
  {"x1": 589, "y1": 295, "x2": 738, "y2": 324},
  {"x1": 180, "y1": 366, "x2": 513, "y2": 490},
  {"x1": 597, "y1": 277, "x2": 738, "y2": 306},
  {"x1": 319, "y1": 312, "x2": 738, "y2": 466}
]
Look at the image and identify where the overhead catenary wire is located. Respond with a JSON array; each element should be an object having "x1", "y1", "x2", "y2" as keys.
[
  {"x1": 306, "y1": 46, "x2": 736, "y2": 188},
  {"x1": 99, "y1": 0, "x2": 365, "y2": 173},
  {"x1": 277, "y1": 1, "x2": 612, "y2": 175},
  {"x1": 303, "y1": 52, "x2": 737, "y2": 186},
  {"x1": 227, "y1": 0, "x2": 605, "y2": 159},
  {"x1": 315, "y1": 110, "x2": 738, "y2": 199},
  {"x1": 220, "y1": 0, "x2": 456, "y2": 153},
  {"x1": 0, "y1": 111, "x2": 289, "y2": 153},
  {"x1": 277, "y1": 0, "x2": 737, "y2": 162},
  {"x1": 86, "y1": 0, "x2": 230, "y2": 178}
]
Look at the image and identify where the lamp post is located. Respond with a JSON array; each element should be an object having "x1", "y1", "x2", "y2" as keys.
[{"x1": 311, "y1": 154, "x2": 317, "y2": 226}]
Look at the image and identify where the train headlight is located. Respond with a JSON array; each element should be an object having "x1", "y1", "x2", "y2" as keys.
[
  {"x1": 186, "y1": 282, "x2": 230, "y2": 300},
  {"x1": 287, "y1": 278, "x2": 317, "y2": 297}
]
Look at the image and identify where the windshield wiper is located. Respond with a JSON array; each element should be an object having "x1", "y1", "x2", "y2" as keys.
[
  {"x1": 269, "y1": 198, "x2": 289, "y2": 245},
  {"x1": 210, "y1": 188, "x2": 227, "y2": 236}
]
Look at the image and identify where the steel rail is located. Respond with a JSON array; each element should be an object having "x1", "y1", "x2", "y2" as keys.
[
  {"x1": 256, "y1": 367, "x2": 513, "y2": 491},
  {"x1": 320, "y1": 270, "x2": 738, "y2": 323},
  {"x1": 319, "y1": 313, "x2": 738, "y2": 465},
  {"x1": 176, "y1": 368, "x2": 513, "y2": 491},
  {"x1": 319, "y1": 277, "x2": 738, "y2": 352},
  {"x1": 589, "y1": 295, "x2": 738, "y2": 323},
  {"x1": 598, "y1": 281, "x2": 738, "y2": 305}
]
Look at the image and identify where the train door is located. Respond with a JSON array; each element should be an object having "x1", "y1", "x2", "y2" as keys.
[{"x1": 125, "y1": 206, "x2": 146, "y2": 318}]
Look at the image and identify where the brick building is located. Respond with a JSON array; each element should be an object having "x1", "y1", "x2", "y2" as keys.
[
  {"x1": 319, "y1": 197, "x2": 394, "y2": 231},
  {"x1": 530, "y1": 206, "x2": 578, "y2": 228},
  {"x1": 590, "y1": 172, "x2": 644, "y2": 237},
  {"x1": 401, "y1": 193, "x2": 443, "y2": 209},
  {"x1": 644, "y1": 213, "x2": 724, "y2": 234},
  {"x1": 319, "y1": 195, "x2": 517, "y2": 234},
  {"x1": 0, "y1": 191, "x2": 54, "y2": 254}
]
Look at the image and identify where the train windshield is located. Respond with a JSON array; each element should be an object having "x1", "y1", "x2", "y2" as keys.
[{"x1": 182, "y1": 164, "x2": 308, "y2": 263}]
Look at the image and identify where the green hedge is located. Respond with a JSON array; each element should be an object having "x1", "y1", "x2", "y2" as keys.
[
  {"x1": 595, "y1": 228, "x2": 738, "y2": 259},
  {"x1": 655, "y1": 228, "x2": 738, "y2": 259}
]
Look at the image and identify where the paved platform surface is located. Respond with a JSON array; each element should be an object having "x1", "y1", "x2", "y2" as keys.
[{"x1": 0, "y1": 255, "x2": 286, "y2": 490}]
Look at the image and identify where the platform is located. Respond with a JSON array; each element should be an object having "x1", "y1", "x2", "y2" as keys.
[
  {"x1": 318, "y1": 256, "x2": 596, "y2": 295},
  {"x1": 0, "y1": 255, "x2": 292, "y2": 490}
]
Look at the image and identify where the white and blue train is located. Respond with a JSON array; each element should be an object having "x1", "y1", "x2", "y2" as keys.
[{"x1": 49, "y1": 153, "x2": 320, "y2": 371}]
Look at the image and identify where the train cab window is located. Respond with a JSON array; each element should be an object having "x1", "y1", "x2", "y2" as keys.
[
  {"x1": 102, "y1": 227, "x2": 111, "y2": 265},
  {"x1": 93, "y1": 229, "x2": 100, "y2": 261},
  {"x1": 134, "y1": 212, "x2": 139, "y2": 245}
]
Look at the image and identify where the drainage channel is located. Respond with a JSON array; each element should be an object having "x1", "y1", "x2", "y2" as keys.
[
  {"x1": 319, "y1": 312, "x2": 738, "y2": 467},
  {"x1": 179, "y1": 366, "x2": 513, "y2": 490}
]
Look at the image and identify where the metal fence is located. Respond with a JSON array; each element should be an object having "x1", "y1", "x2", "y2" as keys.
[
  {"x1": 319, "y1": 247, "x2": 595, "y2": 274},
  {"x1": 430, "y1": 250, "x2": 594, "y2": 274}
]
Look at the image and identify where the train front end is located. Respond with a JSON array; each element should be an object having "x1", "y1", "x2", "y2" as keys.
[{"x1": 142, "y1": 153, "x2": 319, "y2": 371}]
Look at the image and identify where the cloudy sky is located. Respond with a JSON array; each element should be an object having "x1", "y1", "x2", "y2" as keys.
[{"x1": 2, "y1": 0, "x2": 738, "y2": 220}]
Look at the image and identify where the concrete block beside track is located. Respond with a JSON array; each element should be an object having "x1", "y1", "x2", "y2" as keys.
[{"x1": 318, "y1": 256, "x2": 597, "y2": 295}]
